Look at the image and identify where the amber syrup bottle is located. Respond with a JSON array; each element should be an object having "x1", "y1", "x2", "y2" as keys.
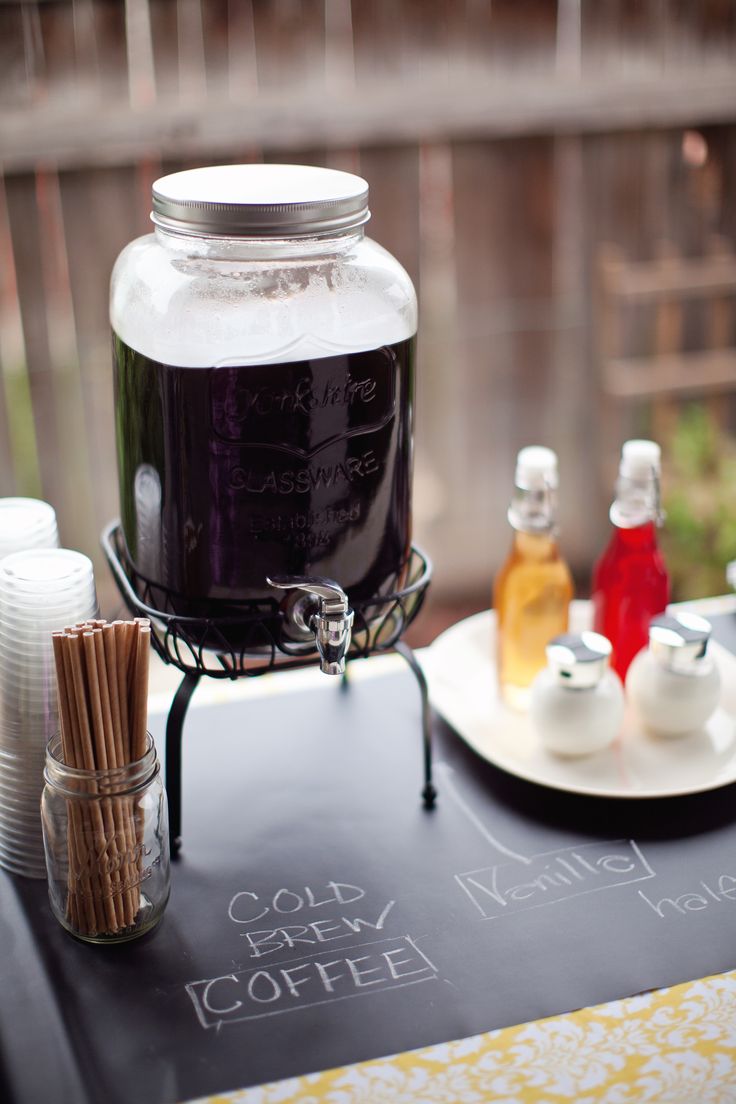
[
  {"x1": 592, "y1": 439, "x2": 670, "y2": 681},
  {"x1": 493, "y1": 447, "x2": 573, "y2": 711}
]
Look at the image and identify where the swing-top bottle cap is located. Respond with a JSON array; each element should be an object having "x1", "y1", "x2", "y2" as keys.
[
  {"x1": 508, "y1": 446, "x2": 559, "y2": 533},
  {"x1": 515, "y1": 446, "x2": 558, "y2": 490},
  {"x1": 620, "y1": 439, "x2": 661, "y2": 479},
  {"x1": 546, "y1": 632, "x2": 613, "y2": 689},
  {"x1": 611, "y1": 439, "x2": 663, "y2": 528},
  {"x1": 648, "y1": 611, "x2": 712, "y2": 673}
]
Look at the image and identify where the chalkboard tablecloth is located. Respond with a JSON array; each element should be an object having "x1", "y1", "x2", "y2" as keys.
[{"x1": 0, "y1": 606, "x2": 735, "y2": 1104}]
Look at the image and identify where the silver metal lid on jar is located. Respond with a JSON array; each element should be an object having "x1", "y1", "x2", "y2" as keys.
[
  {"x1": 546, "y1": 632, "x2": 613, "y2": 689},
  {"x1": 151, "y1": 164, "x2": 370, "y2": 238},
  {"x1": 648, "y1": 611, "x2": 712, "y2": 673}
]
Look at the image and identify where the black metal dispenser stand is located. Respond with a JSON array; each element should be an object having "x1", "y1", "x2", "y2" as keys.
[{"x1": 102, "y1": 522, "x2": 436, "y2": 857}]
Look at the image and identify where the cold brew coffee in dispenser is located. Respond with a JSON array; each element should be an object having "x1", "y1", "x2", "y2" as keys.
[{"x1": 111, "y1": 165, "x2": 417, "y2": 646}]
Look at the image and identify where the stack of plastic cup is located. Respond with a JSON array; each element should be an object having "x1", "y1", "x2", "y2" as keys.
[
  {"x1": 0, "y1": 549, "x2": 98, "y2": 878},
  {"x1": 0, "y1": 498, "x2": 60, "y2": 560}
]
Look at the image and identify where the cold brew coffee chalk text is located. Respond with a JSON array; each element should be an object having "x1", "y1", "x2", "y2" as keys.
[{"x1": 186, "y1": 878, "x2": 439, "y2": 1030}]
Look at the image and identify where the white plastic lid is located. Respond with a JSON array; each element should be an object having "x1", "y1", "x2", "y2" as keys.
[
  {"x1": 620, "y1": 439, "x2": 661, "y2": 479},
  {"x1": 515, "y1": 445, "x2": 559, "y2": 490}
]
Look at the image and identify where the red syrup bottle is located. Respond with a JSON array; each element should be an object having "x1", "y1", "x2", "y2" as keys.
[{"x1": 592, "y1": 440, "x2": 670, "y2": 681}]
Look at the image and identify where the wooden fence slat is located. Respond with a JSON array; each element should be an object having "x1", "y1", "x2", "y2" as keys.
[
  {"x1": 34, "y1": 166, "x2": 98, "y2": 548},
  {"x1": 4, "y1": 172, "x2": 65, "y2": 510},
  {"x1": 176, "y1": 0, "x2": 206, "y2": 101},
  {"x1": 226, "y1": 0, "x2": 258, "y2": 98},
  {"x1": 0, "y1": 6, "x2": 32, "y2": 109},
  {"x1": 416, "y1": 142, "x2": 472, "y2": 587},
  {"x1": 38, "y1": 0, "x2": 77, "y2": 93},
  {"x1": 359, "y1": 144, "x2": 420, "y2": 294},
  {"x1": 71, "y1": 0, "x2": 100, "y2": 87},
  {"x1": 251, "y1": 0, "x2": 325, "y2": 91},
  {"x1": 605, "y1": 349, "x2": 736, "y2": 398},
  {"x1": 125, "y1": 0, "x2": 156, "y2": 107},
  {"x1": 324, "y1": 0, "x2": 354, "y2": 90},
  {"x1": 90, "y1": 0, "x2": 129, "y2": 100},
  {"x1": 0, "y1": 173, "x2": 35, "y2": 496},
  {"x1": 4, "y1": 66, "x2": 736, "y2": 174},
  {"x1": 58, "y1": 165, "x2": 146, "y2": 584}
]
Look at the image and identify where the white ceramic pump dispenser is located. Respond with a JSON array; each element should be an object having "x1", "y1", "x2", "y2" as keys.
[
  {"x1": 530, "y1": 632, "x2": 624, "y2": 756},
  {"x1": 626, "y1": 612, "x2": 721, "y2": 737}
]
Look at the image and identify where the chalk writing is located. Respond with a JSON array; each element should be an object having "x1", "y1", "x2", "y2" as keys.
[
  {"x1": 456, "y1": 840, "x2": 655, "y2": 920},
  {"x1": 227, "y1": 881, "x2": 398, "y2": 959},
  {"x1": 639, "y1": 874, "x2": 736, "y2": 918},
  {"x1": 185, "y1": 936, "x2": 438, "y2": 1029},
  {"x1": 228, "y1": 882, "x2": 366, "y2": 924},
  {"x1": 240, "y1": 901, "x2": 396, "y2": 959},
  {"x1": 436, "y1": 762, "x2": 531, "y2": 864}
]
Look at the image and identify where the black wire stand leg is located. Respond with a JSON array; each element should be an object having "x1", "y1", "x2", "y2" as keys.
[
  {"x1": 394, "y1": 641, "x2": 437, "y2": 809},
  {"x1": 166, "y1": 671, "x2": 200, "y2": 858}
]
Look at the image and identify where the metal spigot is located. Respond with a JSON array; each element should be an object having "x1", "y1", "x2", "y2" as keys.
[{"x1": 267, "y1": 576, "x2": 354, "y2": 675}]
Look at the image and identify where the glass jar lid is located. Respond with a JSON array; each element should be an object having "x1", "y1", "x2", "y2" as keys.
[{"x1": 151, "y1": 163, "x2": 370, "y2": 238}]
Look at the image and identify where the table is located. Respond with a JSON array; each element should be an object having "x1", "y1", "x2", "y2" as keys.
[{"x1": 1, "y1": 599, "x2": 735, "y2": 1104}]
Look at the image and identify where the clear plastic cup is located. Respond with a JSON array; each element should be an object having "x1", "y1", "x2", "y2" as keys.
[
  {"x1": 0, "y1": 848, "x2": 46, "y2": 870},
  {"x1": 0, "y1": 859, "x2": 47, "y2": 876},
  {"x1": 0, "y1": 789, "x2": 44, "y2": 813},
  {"x1": 0, "y1": 549, "x2": 94, "y2": 592},
  {"x1": 0, "y1": 809, "x2": 44, "y2": 832},
  {"x1": 0, "y1": 772, "x2": 43, "y2": 794},
  {"x1": 0, "y1": 743, "x2": 45, "y2": 764},
  {"x1": 0, "y1": 761, "x2": 46, "y2": 787},
  {"x1": 0, "y1": 715, "x2": 57, "y2": 734},
  {"x1": 0, "y1": 772, "x2": 45, "y2": 792},
  {"x1": 0, "y1": 718, "x2": 54, "y2": 737},
  {"x1": 0, "y1": 844, "x2": 45, "y2": 866},
  {"x1": 0, "y1": 499, "x2": 59, "y2": 559},
  {"x1": 0, "y1": 579, "x2": 97, "y2": 603},
  {"x1": 0, "y1": 787, "x2": 44, "y2": 812},
  {"x1": 0, "y1": 821, "x2": 44, "y2": 846},
  {"x1": 0, "y1": 831, "x2": 40, "y2": 852},
  {"x1": 0, "y1": 599, "x2": 98, "y2": 630},
  {"x1": 0, "y1": 738, "x2": 56, "y2": 761},
  {"x1": 0, "y1": 608, "x2": 97, "y2": 633},
  {"x1": 0, "y1": 807, "x2": 44, "y2": 828},
  {"x1": 0, "y1": 659, "x2": 59, "y2": 683},
  {"x1": 0, "y1": 695, "x2": 59, "y2": 717},
  {"x1": 0, "y1": 731, "x2": 55, "y2": 755},
  {"x1": 0, "y1": 753, "x2": 45, "y2": 778},
  {"x1": 0, "y1": 659, "x2": 59, "y2": 686},
  {"x1": 0, "y1": 636, "x2": 60, "y2": 656},
  {"x1": 0, "y1": 688, "x2": 57, "y2": 708}
]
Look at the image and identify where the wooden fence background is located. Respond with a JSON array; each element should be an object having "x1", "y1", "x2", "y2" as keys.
[{"x1": 1, "y1": 0, "x2": 736, "y2": 620}]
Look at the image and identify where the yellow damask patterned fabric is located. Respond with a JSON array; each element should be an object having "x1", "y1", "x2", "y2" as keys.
[{"x1": 193, "y1": 970, "x2": 736, "y2": 1104}]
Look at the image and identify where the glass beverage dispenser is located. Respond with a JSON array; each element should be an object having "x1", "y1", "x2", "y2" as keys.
[{"x1": 111, "y1": 165, "x2": 417, "y2": 667}]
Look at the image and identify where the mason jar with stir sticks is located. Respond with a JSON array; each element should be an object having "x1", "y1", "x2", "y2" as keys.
[{"x1": 42, "y1": 618, "x2": 170, "y2": 942}]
